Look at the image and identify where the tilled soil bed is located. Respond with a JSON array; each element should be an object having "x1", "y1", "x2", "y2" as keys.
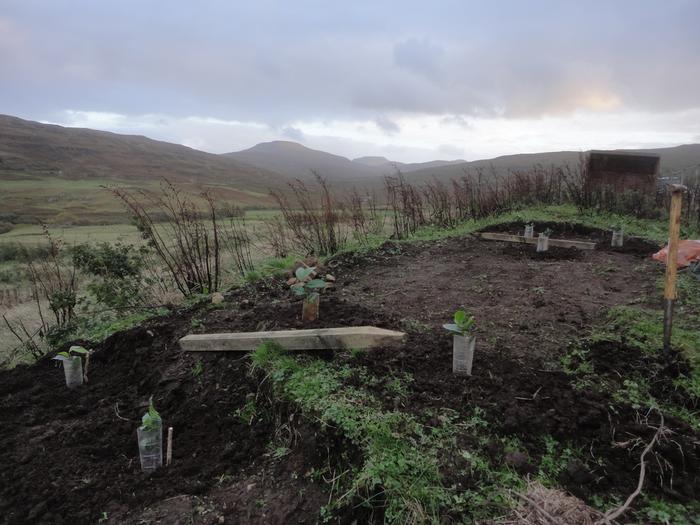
[{"x1": 1, "y1": 225, "x2": 698, "y2": 524}]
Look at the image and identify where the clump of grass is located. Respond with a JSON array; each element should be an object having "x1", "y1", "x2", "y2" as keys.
[{"x1": 251, "y1": 342, "x2": 451, "y2": 523}]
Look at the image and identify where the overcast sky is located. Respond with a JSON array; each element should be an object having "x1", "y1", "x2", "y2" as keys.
[{"x1": 2, "y1": 0, "x2": 700, "y2": 162}]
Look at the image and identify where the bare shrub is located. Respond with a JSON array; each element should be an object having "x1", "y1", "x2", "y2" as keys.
[
  {"x1": 111, "y1": 181, "x2": 221, "y2": 295},
  {"x1": 218, "y1": 203, "x2": 254, "y2": 277},
  {"x1": 270, "y1": 174, "x2": 348, "y2": 256},
  {"x1": 347, "y1": 189, "x2": 386, "y2": 244},
  {"x1": 682, "y1": 173, "x2": 700, "y2": 228},
  {"x1": 256, "y1": 216, "x2": 290, "y2": 258},
  {"x1": 25, "y1": 225, "x2": 77, "y2": 332},
  {"x1": 385, "y1": 173, "x2": 425, "y2": 239},
  {"x1": 2, "y1": 314, "x2": 44, "y2": 363},
  {"x1": 423, "y1": 178, "x2": 456, "y2": 228}
]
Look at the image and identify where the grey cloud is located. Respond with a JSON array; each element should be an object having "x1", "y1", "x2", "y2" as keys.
[
  {"x1": 438, "y1": 144, "x2": 465, "y2": 157},
  {"x1": 282, "y1": 126, "x2": 305, "y2": 141},
  {"x1": 393, "y1": 37, "x2": 445, "y2": 79},
  {"x1": 375, "y1": 116, "x2": 400, "y2": 134},
  {"x1": 1, "y1": 1, "x2": 699, "y2": 126}
]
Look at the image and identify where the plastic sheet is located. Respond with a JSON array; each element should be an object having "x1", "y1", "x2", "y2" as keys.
[{"x1": 652, "y1": 240, "x2": 700, "y2": 267}]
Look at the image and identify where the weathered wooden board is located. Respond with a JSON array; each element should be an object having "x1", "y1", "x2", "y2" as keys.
[
  {"x1": 180, "y1": 326, "x2": 406, "y2": 352},
  {"x1": 477, "y1": 232, "x2": 596, "y2": 250}
]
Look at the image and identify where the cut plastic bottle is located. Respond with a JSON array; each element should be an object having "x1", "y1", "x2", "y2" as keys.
[
  {"x1": 137, "y1": 421, "x2": 163, "y2": 474},
  {"x1": 611, "y1": 229, "x2": 624, "y2": 247},
  {"x1": 63, "y1": 356, "x2": 84, "y2": 389},
  {"x1": 524, "y1": 224, "x2": 534, "y2": 239},
  {"x1": 536, "y1": 233, "x2": 549, "y2": 252},
  {"x1": 452, "y1": 334, "x2": 475, "y2": 375},
  {"x1": 302, "y1": 292, "x2": 320, "y2": 321}
]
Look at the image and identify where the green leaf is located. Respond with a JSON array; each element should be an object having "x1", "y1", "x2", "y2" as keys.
[
  {"x1": 53, "y1": 352, "x2": 70, "y2": 361},
  {"x1": 70, "y1": 345, "x2": 89, "y2": 355},
  {"x1": 141, "y1": 397, "x2": 162, "y2": 430},
  {"x1": 306, "y1": 279, "x2": 326, "y2": 289},
  {"x1": 290, "y1": 283, "x2": 307, "y2": 296},
  {"x1": 454, "y1": 310, "x2": 466, "y2": 325},
  {"x1": 295, "y1": 267, "x2": 315, "y2": 281},
  {"x1": 443, "y1": 323, "x2": 462, "y2": 334},
  {"x1": 148, "y1": 400, "x2": 161, "y2": 421}
]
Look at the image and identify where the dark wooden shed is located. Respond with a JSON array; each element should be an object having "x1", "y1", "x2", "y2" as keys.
[{"x1": 585, "y1": 150, "x2": 660, "y2": 193}]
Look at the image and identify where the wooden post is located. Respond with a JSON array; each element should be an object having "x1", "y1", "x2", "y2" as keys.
[
  {"x1": 82, "y1": 352, "x2": 91, "y2": 383},
  {"x1": 166, "y1": 427, "x2": 173, "y2": 466},
  {"x1": 663, "y1": 185, "x2": 686, "y2": 357}
]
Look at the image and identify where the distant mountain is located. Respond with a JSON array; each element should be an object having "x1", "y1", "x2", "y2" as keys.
[
  {"x1": 353, "y1": 156, "x2": 393, "y2": 167},
  {"x1": 225, "y1": 141, "x2": 466, "y2": 182},
  {"x1": 225, "y1": 141, "x2": 380, "y2": 182},
  {"x1": 403, "y1": 145, "x2": 700, "y2": 183},
  {"x1": 0, "y1": 114, "x2": 286, "y2": 223},
  {"x1": 3, "y1": 112, "x2": 699, "y2": 226},
  {"x1": 352, "y1": 156, "x2": 465, "y2": 173}
]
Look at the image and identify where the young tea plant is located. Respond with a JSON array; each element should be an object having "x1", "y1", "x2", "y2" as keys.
[
  {"x1": 443, "y1": 310, "x2": 476, "y2": 336},
  {"x1": 53, "y1": 345, "x2": 89, "y2": 362},
  {"x1": 53, "y1": 345, "x2": 90, "y2": 388},
  {"x1": 290, "y1": 266, "x2": 327, "y2": 322},
  {"x1": 289, "y1": 267, "x2": 326, "y2": 298},
  {"x1": 141, "y1": 397, "x2": 162, "y2": 431},
  {"x1": 137, "y1": 397, "x2": 164, "y2": 473},
  {"x1": 445, "y1": 310, "x2": 477, "y2": 375}
]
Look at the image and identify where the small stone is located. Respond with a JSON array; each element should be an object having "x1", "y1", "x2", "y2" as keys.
[
  {"x1": 246, "y1": 483, "x2": 256, "y2": 492},
  {"x1": 325, "y1": 274, "x2": 336, "y2": 282},
  {"x1": 211, "y1": 293, "x2": 225, "y2": 304},
  {"x1": 286, "y1": 277, "x2": 298, "y2": 286}
]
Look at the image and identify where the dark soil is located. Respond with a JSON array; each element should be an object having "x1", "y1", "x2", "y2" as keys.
[
  {"x1": 480, "y1": 220, "x2": 662, "y2": 256},
  {"x1": 0, "y1": 297, "x2": 382, "y2": 525},
  {"x1": 1, "y1": 227, "x2": 697, "y2": 524}
]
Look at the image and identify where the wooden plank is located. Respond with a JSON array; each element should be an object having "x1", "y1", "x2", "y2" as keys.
[
  {"x1": 477, "y1": 232, "x2": 596, "y2": 250},
  {"x1": 179, "y1": 326, "x2": 406, "y2": 352}
]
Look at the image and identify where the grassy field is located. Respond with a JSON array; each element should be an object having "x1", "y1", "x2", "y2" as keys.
[
  {"x1": 0, "y1": 173, "x2": 278, "y2": 225},
  {"x1": 0, "y1": 208, "x2": 284, "y2": 246}
]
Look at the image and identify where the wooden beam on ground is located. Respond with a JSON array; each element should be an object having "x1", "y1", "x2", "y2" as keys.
[
  {"x1": 476, "y1": 232, "x2": 597, "y2": 250},
  {"x1": 179, "y1": 326, "x2": 406, "y2": 352}
]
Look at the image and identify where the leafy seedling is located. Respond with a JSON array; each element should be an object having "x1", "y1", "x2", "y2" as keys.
[
  {"x1": 141, "y1": 397, "x2": 162, "y2": 431},
  {"x1": 443, "y1": 310, "x2": 476, "y2": 336},
  {"x1": 290, "y1": 266, "x2": 326, "y2": 298},
  {"x1": 52, "y1": 345, "x2": 89, "y2": 362},
  {"x1": 542, "y1": 227, "x2": 553, "y2": 237}
]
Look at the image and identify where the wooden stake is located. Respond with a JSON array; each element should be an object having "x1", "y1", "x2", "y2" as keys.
[
  {"x1": 663, "y1": 184, "x2": 686, "y2": 357},
  {"x1": 83, "y1": 352, "x2": 91, "y2": 384},
  {"x1": 166, "y1": 427, "x2": 173, "y2": 466}
]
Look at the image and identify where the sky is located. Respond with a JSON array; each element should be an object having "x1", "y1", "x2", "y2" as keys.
[{"x1": 1, "y1": 0, "x2": 700, "y2": 163}]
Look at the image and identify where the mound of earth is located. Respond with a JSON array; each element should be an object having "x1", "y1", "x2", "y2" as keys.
[
  {"x1": 0, "y1": 232, "x2": 697, "y2": 524},
  {"x1": 479, "y1": 220, "x2": 662, "y2": 256}
]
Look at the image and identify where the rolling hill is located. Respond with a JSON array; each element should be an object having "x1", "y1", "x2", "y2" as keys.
[
  {"x1": 2, "y1": 113, "x2": 700, "y2": 226},
  {"x1": 403, "y1": 145, "x2": 700, "y2": 183},
  {"x1": 224, "y1": 141, "x2": 380, "y2": 182},
  {"x1": 0, "y1": 115, "x2": 287, "y2": 224},
  {"x1": 225, "y1": 142, "x2": 466, "y2": 182},
  {"x1": 352, "y1": 156, "x2": 465, "y2": 172}
]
